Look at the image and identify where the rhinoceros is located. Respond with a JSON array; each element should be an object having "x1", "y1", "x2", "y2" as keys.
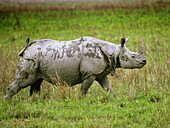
[{"x1": 4, "y1": 36, "x2": 146, "y2": 99}]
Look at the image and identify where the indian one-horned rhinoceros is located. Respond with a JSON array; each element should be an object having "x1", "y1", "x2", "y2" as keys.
[{"x1": 4, "y1": 36, "x2": 146, "y2": 99}]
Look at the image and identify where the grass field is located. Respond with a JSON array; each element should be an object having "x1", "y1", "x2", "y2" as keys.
[{"x1": 0, "y1": 2, "x2": 169, "y2": 127}]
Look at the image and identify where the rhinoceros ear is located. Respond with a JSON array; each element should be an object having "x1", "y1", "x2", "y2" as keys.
[
  {"x1": 121, "y1": 37, "x2": 129, "y2": 47},
  {"x1": 121, "y1": 38, "x2": 125, "y2": 47}
]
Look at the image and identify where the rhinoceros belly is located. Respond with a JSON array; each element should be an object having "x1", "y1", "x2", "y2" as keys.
[{"x1": 40, "y1": 57, "x2": 81, "y2": 85}]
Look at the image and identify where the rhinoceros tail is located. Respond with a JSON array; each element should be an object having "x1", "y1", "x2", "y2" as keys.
[{"x1": 19, "y1": 38, "x2": 30, "y2": 57}]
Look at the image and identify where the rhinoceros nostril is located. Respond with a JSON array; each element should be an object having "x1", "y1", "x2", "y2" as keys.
[{"x1": 142, "y1": 59, "x2": 146, "y2": 64}]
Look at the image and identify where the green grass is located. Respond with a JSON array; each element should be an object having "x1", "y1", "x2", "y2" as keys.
[{"x1": 0, "y1": 4, "x2": 169, "y2": 127}]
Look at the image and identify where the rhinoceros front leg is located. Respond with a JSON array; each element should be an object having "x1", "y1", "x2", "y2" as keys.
[
  {"x1": 81, "y1": 75, "x2": 96, "y2": 95},
  {"x1": 96, "y1": 75, "x2": 113, "y2": 93}
]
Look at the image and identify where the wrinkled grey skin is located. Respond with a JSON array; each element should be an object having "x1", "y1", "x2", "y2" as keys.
[{"x1": 4, "y1": 36, "x2": 146, "y2": 99}]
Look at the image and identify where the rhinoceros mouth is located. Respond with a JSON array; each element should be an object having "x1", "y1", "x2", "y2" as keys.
[
  {"x1": 137, "y1": 63, "x2": 146, "y2": 69},
  {"x1": 131, "y1": 61, "x2": 146, "y2": 69},
  {"x1": 139, "y1": 61, "x2": 146, "y2": 65}
]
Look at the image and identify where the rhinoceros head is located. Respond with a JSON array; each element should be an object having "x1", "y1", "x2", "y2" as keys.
[{"x1": 118, "y1": 37, "x2": 146, "y2": 69}]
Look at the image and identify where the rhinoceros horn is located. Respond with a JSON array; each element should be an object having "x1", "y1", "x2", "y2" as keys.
[{"x1": 138, "y1": 45, "x2": 144, "y2": 54}]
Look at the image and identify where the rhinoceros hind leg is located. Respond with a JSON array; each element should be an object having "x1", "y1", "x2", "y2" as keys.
[
  {"x1": 30, "y1": 78, "x2": 43, "y2": 96},
  {"x1": 4, "y1": 80, "x2": 21, "y2": 100},
  {"x1": 4, "y1": 73, "x2": 38, "y2": 100},
  {"x1": 81, "y1": 75, "x2": 96, "y2": 95},
  {"x1": 4, "y1": 58, "x2": 39, "y2": 100}
]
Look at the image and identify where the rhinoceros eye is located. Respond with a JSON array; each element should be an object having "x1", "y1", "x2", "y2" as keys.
[
  {"x1": 121, "y1": 56, "x2": 124, "y2": 60},
  {"x1": 132, "y1": 55, "x2": 135, "y2": 58}
]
